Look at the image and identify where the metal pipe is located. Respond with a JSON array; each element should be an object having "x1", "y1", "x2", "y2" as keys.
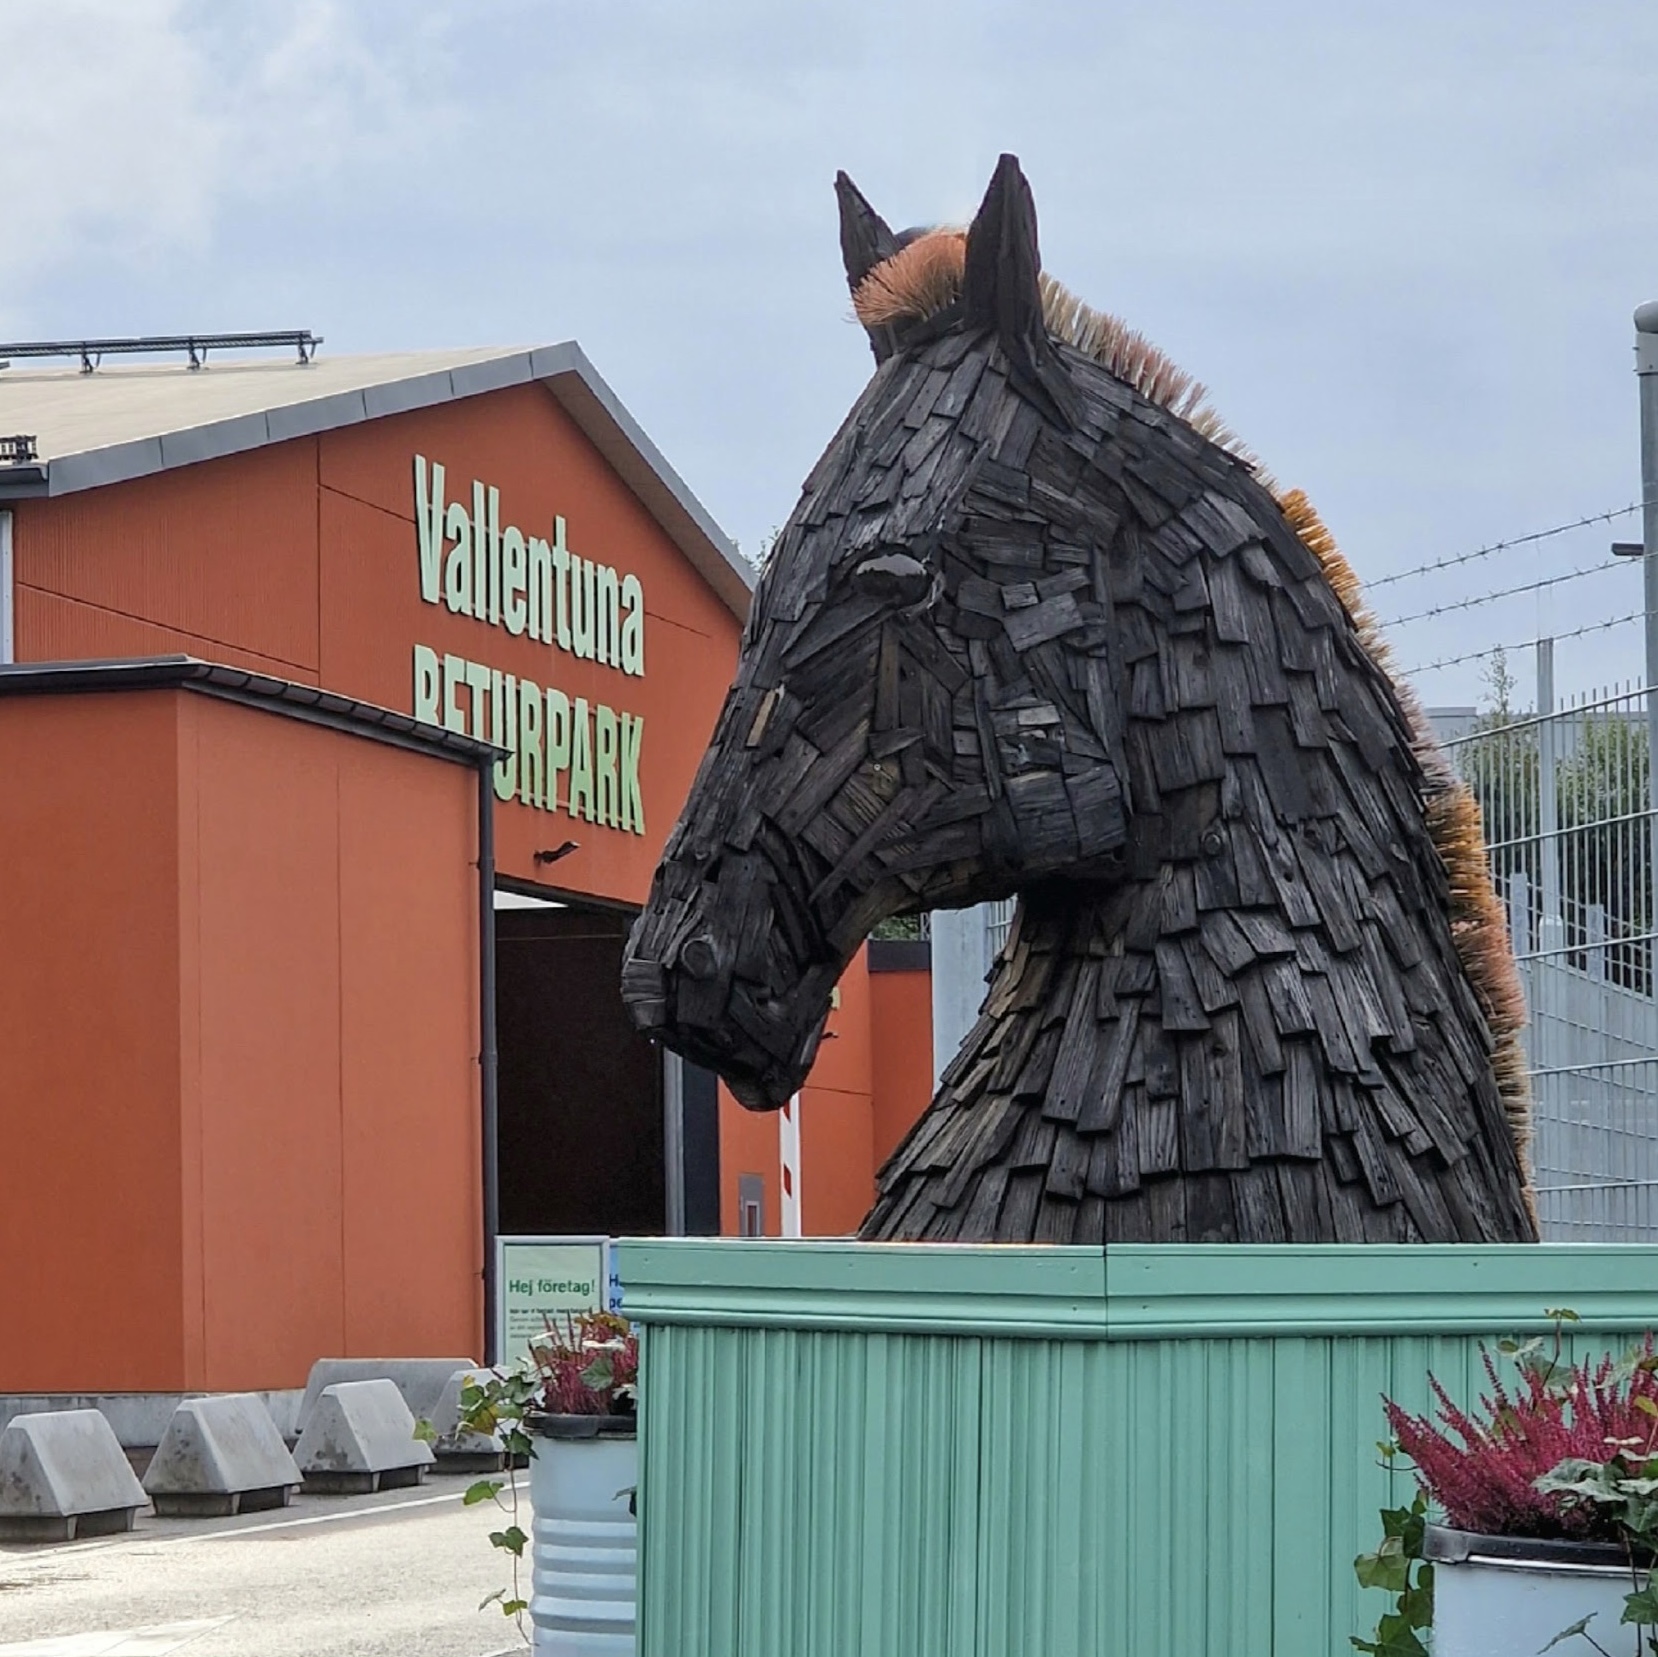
[
  {"x1": 478, "y1": 762, "x2": 501, "y2": 1365},
  {"x1": 663, "y1": 1050, "x2": 686, "y2": 1235},
  {"x1": 0, "y1": 510, "x2": 12, "y2": 663},
  {"x1": 1637, "y1": 302, "x2": 1658, "y2": 986},
  {"x1": 1536, "y1": 639, "x2": 1560, "y2": 937}
]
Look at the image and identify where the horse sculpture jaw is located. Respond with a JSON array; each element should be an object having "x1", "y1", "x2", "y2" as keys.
[{"x1": 622, "y1": 878, "x2": 843, "y2": 1112}]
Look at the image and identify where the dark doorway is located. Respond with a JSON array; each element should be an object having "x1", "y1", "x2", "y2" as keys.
[{"x1": 494, "y1": 900, "x2": 666, "y2": 1237}]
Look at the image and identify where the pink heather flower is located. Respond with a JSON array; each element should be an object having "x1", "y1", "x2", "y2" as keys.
[
  {"x1": 527, "y1": 1311, "x2": 640, "y2": 1417},
  {"x1": 1385, "y1": 1341, "x2": 1658, "y2": 1542}
]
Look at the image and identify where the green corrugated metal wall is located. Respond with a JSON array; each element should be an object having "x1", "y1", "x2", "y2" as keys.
[{"x1": 621, "y1": 1242, "x2": 1658, "y2": 1657}]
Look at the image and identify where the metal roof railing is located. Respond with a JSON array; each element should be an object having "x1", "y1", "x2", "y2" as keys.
[{"x1": 0, "y1": 330, "x2": 321, "y2": 373}]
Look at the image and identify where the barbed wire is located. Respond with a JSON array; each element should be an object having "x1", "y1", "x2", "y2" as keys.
[
  {"x1": 1367, "y1": 504, "x2": 1642, "y2": 590},
  {"x1": 1400, "y1": 607, "x2": 1646, "y2": 676},
  {"x1": 1376, "y1": 555, "x2": 1630, "y2": 629}
]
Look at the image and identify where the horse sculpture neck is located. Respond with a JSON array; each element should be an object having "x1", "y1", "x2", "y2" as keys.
[{"x1": 865, "y1": 735, "x2": 1533, "y2": 1245}]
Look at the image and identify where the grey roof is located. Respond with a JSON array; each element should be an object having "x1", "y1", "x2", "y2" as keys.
[
  {"x1": 0, "y1": 342, "x2": 753, "y2": 616},
  {"x1": 0, "y1": 655, "x2": 504, "y2": 766}
]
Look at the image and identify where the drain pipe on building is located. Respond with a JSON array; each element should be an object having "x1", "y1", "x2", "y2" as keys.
[{"x1": 478, "y1": 759, "x2": 502, "y2": 1365}]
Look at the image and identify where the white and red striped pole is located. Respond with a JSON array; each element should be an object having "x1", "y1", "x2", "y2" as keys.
[{"x1": 779, "y1": 1092, "x2": 802, "y2": 1238}]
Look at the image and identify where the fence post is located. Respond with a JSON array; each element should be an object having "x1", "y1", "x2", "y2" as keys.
[
  {"x1": 1586, "y1": 903, "x2": 1608, "y2": 983},
  {"x1": 1536, "y1": 639, "x2": 1562, "y2": 953},
  {"x1": 1637, "y1": 303, "x2": 1658, "y2": 996},
  {"x1": 1507, "y1": 869, "x2": 1531, "y2": 958}
]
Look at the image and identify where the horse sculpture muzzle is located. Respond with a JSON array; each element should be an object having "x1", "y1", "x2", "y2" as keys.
[{"x1": 623, "y1": 839, "x2": 841, "y2": 1110}]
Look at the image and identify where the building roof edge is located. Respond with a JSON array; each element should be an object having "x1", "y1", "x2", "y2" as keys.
[{"x1": 6, "y1": 344, "x2": 754, "y2": 617}]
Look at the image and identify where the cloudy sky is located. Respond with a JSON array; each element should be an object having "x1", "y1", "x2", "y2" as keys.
[{"x1": 4, "y1": 0, "x2": 1655, "y2": 708}]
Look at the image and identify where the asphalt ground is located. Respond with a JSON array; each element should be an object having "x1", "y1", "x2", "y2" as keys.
[{"x1": 0, "y1": 1478, "x2": 530, "y2": 1657}]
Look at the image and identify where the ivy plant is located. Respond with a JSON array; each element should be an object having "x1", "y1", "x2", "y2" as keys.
[
  {"x1": 1352, "y1": 1483, "x2": 1433, "y2": 1657},
  {"x1": 413, "y1": 1366, "x2": 538, "y2": 1635}
]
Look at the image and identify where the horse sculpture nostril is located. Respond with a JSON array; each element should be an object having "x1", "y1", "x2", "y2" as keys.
[{"x1": 679, "y1": 935, "x2": 719, "y2": 981}]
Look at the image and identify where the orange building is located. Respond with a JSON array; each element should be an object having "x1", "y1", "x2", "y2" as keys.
[{"x1": 0, "y1": 335, "x2": 932, "y2": 1405}]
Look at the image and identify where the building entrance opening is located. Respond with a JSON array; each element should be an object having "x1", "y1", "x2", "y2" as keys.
[{"x1": 494, "y1": 893, "x2": 668, "y2": 1237}]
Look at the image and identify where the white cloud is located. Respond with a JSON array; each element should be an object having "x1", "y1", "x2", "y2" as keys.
[{"x1": 0, "y1": 0, "x2": 450, "y2": 320}]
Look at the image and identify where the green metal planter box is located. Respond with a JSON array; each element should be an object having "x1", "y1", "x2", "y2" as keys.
[{"x1": 617, "y1": 1241, "x2": 1658, "y2": 1657}]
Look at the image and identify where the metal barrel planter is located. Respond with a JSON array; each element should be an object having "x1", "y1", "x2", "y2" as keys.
[
  {"x1": 529, "y1": 1414, "x2": 638, "y2": 1656},
  {"x1": 1426, "y1": 1525, "x2": 1640, "y2": 1657}
]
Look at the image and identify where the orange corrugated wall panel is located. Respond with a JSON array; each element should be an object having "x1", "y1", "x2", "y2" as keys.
[
  {"x1": 870, "y1": 964, "x2": 934, "y2": 1171},
  {"x1": 182, "y1": 696, "x2": 482, "y2": 1388},
  {"x1": 0, "y1": 689, "x2": 482, "y2": 1393},
  {"x1": 15, "y1": 440, "x2": 322, "y2": 675},
  {"x1": 717, "y1": 950, "x2": 880, "y2": 1238},
  {"x1": 0, "y1": 695, "x2": 188, "y2": 1390}
]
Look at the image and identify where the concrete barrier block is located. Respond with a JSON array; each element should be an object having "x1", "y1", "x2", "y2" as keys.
[
  {"x1": 427, "y1": 1367, "x2": 509, "y2": 1472},
  {"x1": 295, "y1": 1357, "x2": 476, "y2": 1433},
  {"x1": 0, "y1": 1409, "x2": 149, "y2": 1541},
  {"x1": 143, "y1": 1394, "x2": 303, "y2": 1517},
  {"x1": 294, "y1": 1379, "x2": 436, "y2": 1494},
  {"x1": 0, "y1": 1388, "x2": 303, "y2": 1447}
]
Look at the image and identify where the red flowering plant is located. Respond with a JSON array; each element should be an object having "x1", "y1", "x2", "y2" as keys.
[
  {"x1": 525, "y1": 1310, "x2": 639, "y2": 1418},
  {"x1": 1354, "y1": 1311, "x2": 1658, "y2": 1654},
  {"x1": 1385, "y1": 1326, "x2": 1658, "y2": 1543}
]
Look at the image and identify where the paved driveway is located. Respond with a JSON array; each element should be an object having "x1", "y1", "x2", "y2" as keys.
[{"x1": 0, "y1": 1482, "x2": 527, "y2": 1657}]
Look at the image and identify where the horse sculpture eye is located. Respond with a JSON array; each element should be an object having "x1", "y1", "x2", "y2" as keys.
[{"x1": 851, "y1": 549, "x2": 931, "y2": 607}]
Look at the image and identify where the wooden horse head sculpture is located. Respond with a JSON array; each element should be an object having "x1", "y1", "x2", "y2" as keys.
[{"x1": 622, "y1": 154, "x2": 1537, "y2": 1243}]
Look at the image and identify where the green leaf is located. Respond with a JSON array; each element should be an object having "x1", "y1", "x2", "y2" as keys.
[
  {"x1": 1355, "y1": 1537, "x2": 1411, "y2": 1594},
  {"x1": 1398, "y1": 1580, "x2": 1433, "y2": 1629},
  {"x1": 1637, "y1": 1396, "x2": 1658, "y2": 1420},
  {"x1": 1624, "y1": 1586, "x2": 1658, "y2": 1625},
  {"x1": 462, "y1": 1479, "x2": 504, "y2": 1506},
  {"x1": 1367, "y1": 1612, "x2": 1428, "y2": 1657},
  {"x1": 580, "y1": 1353, "x2": 616, "y2": 1392},
  {"x1": 501, "y1": 1599, "x2": 528, "y2": 1617},
  {"x1": 1546, "y1": 1306, "x2": 1582, "y2": 1323},
  {"x1": 1540, "y1": 1614, "x2": 1597, "y2": 1650},
  {"x1": 489, "y1": 1525, "x2": 528, "y2": 1558},
  {"x1": 411, "y1": 1417, "x2": 438, "y2": 1444}
]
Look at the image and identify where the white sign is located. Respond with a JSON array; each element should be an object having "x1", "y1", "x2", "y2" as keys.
[{"x1": 496, "y1": 1235, "x2": 611, "y2": 1366}]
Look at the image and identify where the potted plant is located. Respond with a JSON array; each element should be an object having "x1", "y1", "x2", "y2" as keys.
[
  {"x1": 455, "y1": 1311, "x2": 640, "y2": 1655},
  {"x1": 1357, "y1": 1316, "x2": 1658, "y2": 1656}
]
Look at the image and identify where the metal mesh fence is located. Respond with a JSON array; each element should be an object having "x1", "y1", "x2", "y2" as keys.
[
  {"x1": 986, "y1": 898, "x2": 1015, "y2": 959},
  {"x1": 1441, "y1": 652, "x2": 1658, "y2": 1240}
]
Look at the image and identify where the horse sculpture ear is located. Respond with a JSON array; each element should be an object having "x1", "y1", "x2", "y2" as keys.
[
  {"x1": 836, "y1": 170, "x2": 904, "y2": 364},
  {"x1": 961, "y1": 153, "x2": 1077, "y2": 426},
  {"x1": 835, "y1": 171, "x2": 900, "y2": 294}
]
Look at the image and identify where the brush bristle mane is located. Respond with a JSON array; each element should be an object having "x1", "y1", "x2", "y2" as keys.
[
  {"x1": 854, "y1": 230, "x2": 1253, "y2": 459},
  {"x1": 1276, "y1": 490, "x2": 1534, "y2": 1197},
  {"x1": 853, "y1": 230, "x2": 1535, "y2": 1189}
]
